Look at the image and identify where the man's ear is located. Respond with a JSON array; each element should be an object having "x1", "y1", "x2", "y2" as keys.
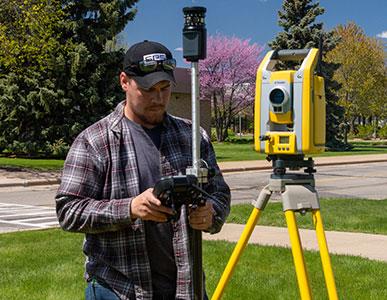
[{"x1": 120, "y1": 72, "x2": 130, "y2": 91}]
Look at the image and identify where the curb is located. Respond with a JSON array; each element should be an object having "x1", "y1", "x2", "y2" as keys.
[
  {"x1": 315, "y1": 158, "x2": 387, "y2": 167},
  {"x1": 1, "y1": 157, "x2": 387, "y2": 187},
  {"x1": 221, "y1": 165, "x2": 270, "y2": 173},
  {"x1": 0, "y1": 178, "x2": 61, "y2": 188}
]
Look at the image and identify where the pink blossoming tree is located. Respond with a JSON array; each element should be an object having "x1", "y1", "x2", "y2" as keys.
[{"x1": 199, "y1": 34, "x2": 264, "y2": 141}]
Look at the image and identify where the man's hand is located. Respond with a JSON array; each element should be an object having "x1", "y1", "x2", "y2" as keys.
[
  {"x1": 130, "y1": 188, "x2": 174, "y2": 222},
  {"x1": 188, "y1": 202, "x2": 214, "y2": 231}
]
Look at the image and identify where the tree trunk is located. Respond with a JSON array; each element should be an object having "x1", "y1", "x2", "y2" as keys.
[
  {"x1": 222, "y1": 128, "x2": 228, "y2": 141},
  {"x1": 216, "y1": 116, "x2": 223, "y2": 142},
  {"x1": 350, "y1": 116, "x2": 356, "y2": 132},
  {"x1": 373, "y1": 116, "x2": 378, "y2": 139},
  {"x1": 213, "y1": 93, "x2": 221, "y2": 142}
]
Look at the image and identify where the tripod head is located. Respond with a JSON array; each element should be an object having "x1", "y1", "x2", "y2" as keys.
[{"x1": 267, "y1": 155, "x2": 316, "y2": 176}]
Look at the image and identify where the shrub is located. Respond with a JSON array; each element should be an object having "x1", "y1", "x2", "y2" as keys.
[
  {"x1": 46, "y1": 139, "x2": 70, "y2": 159},
  {"x1": 355, "y1": 124, "x2": 374, "y2": 140},
  {"x1": 224, "y1": 135, "x2": 254, "y2": 144},
  {"x1": 227, "y1": 129, "x2": 236, "y2": 137},
  {"x1": 378, "y1": 125, "x2": 387, "y2": 139},
  {"x1": 5, "y1": 141, "x2": 40, "y2": 156},
  {"x1": 210, "y1": 128, "x2": 217, "y2": 142}
]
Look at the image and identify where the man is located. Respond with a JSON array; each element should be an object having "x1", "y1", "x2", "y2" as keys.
[{"x1": 56, "y1": 40, "x2": 230, "y2": 300}]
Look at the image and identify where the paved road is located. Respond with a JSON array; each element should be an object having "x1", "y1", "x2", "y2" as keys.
[
  {"x1": 0, "y1": 185, "x2": 59, "y2": 233},
  {"x1": 0, "y1": 185, "x2": 58, "y2": 206},
  {"x1": 0, "y1": 202, "x2": 58, "y2": 232},
  {"x1": 224, "y1": 161, "x2": 387, "y2": 204},
  {"x1": 0, "y1": 162, "x2": 386, "y2": 233}
]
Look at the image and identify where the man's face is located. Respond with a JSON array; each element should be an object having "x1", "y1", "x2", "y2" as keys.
[{"x1": 120, "y1": 72, "x2": 172, "y2": 128}]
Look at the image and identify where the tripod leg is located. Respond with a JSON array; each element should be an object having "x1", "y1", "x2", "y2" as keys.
[
  {"x1": 312, "y1": 210, "x2": 338, "y2": 300},
  {"x1": 285, "y1": 210, "x2": 313, "y2": 300},
  {"x1": 211, "y1": 207, "x2": 262, "y2": 300}
]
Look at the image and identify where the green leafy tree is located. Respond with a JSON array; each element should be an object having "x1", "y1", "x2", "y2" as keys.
[
  {"x1": 0, "y1": 0, "x2": 66, "y2": 73},
  {"x1": 269, "y1": 0, "x2": 348, "y2": 150},
  {"x1": 0, "y1": 0, "x2": 71, "y2": 155},
  {"x1": 326, "y1": 23, "x2": 386, "y2": 142},
  {"x1": 0, "y1": 0, "x2": 138, "y2": 156}
]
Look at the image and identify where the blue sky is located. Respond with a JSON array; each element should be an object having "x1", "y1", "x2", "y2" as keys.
[{"x1": 123, "y1": 0, "x2": 387, "y2": 66}]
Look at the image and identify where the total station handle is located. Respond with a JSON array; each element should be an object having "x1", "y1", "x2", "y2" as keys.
[{"x1": 272, "y1": 49, "x2": 311, "y2": 61}]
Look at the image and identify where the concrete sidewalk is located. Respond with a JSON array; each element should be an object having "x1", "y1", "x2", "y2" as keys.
[
  {"x1": 0, "y1": 169, "x2": 61, "y2": 188},
  {"x1": 1, "y1": 153, "x2": 387, "y2": 187},
  {"x1": 204, "y1": 224, "x2": 387, "y2": 262}
]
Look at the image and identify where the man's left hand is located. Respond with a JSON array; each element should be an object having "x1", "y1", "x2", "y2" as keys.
[{"x1": 188, "y1": 202, "x2": 214, "y2": 231}]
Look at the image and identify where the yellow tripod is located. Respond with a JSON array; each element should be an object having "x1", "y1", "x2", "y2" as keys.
[{"x1": 212, "y1": 159, "x2": 338, "y2": 300}]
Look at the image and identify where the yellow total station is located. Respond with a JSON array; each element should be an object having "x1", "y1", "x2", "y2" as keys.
[
  {"x1": 254, "y1": 48, "x2": 326, "y2": 156},
  {"x1": 212, "y1": 49, "x2": 338, "y2": 300}
]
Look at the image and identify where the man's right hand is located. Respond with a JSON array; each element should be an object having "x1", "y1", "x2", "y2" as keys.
[{"x1": 130, "y1": 188, "x2": 175, "y2": 222}]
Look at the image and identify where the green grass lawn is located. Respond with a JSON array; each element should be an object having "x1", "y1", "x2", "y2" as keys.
[
  {"x1": 213, "y1": 141, "x2": 387, "y2": 161},
  {"x1": 0, "y1": 157, "x2": 64, "y2": 171},
  {"x1": 1, "y1": 141, "x2": 386, "y2": 169},
  {"x1": 1, "y1": 229, "x2": 386, "y2": 299},
  {"x1": 0, "y1": 229, "x2": 85, "y2": 300},
  {"x1": 228, "y1": 198, "x2": 387, "y2": 235},
  {"x1": 318, "y1": 143, "x2": 387, "y2": 157},
  {"x1": 213, "y1": 142, "x2": 267, "y2": 161},
  {"x1": 205, "y1": 241, "x2": 387, "y2": 300}
]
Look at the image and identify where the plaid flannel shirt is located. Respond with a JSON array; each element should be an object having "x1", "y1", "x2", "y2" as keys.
[{"x1": 56, "y1": 101, "x2": 230, "y2": 300}]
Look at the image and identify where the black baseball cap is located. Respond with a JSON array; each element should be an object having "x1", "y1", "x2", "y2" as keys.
[{"x1": 123, "y1": 40, "x2": 176, "y2": 90}]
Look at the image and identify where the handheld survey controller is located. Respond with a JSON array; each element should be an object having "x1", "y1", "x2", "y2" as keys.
[{"x1": 153, "y1": 175, "x2": 213, "y2": 222}]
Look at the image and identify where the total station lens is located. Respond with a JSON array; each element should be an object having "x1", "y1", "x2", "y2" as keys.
[{"x1": 269, "y1": 88, "x2": 285, "y2": 105}]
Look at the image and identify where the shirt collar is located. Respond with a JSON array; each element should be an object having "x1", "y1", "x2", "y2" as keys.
[{"x1": 109, "y1": 100, "x2": 126, "y2": 134}]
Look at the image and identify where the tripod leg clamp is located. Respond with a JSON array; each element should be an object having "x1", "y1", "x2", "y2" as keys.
[{"x1": 252, "y1": 185, "x2": 272, "y2": 210}]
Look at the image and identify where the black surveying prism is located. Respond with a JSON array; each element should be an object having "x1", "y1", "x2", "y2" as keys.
[{"x1": 182, "y1": 7, "x2": 207, "y2": 62}]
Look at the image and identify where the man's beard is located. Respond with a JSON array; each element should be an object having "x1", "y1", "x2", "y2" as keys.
[{"x1": 136, "y1": 109, "x2": 165, "y2": 127}]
